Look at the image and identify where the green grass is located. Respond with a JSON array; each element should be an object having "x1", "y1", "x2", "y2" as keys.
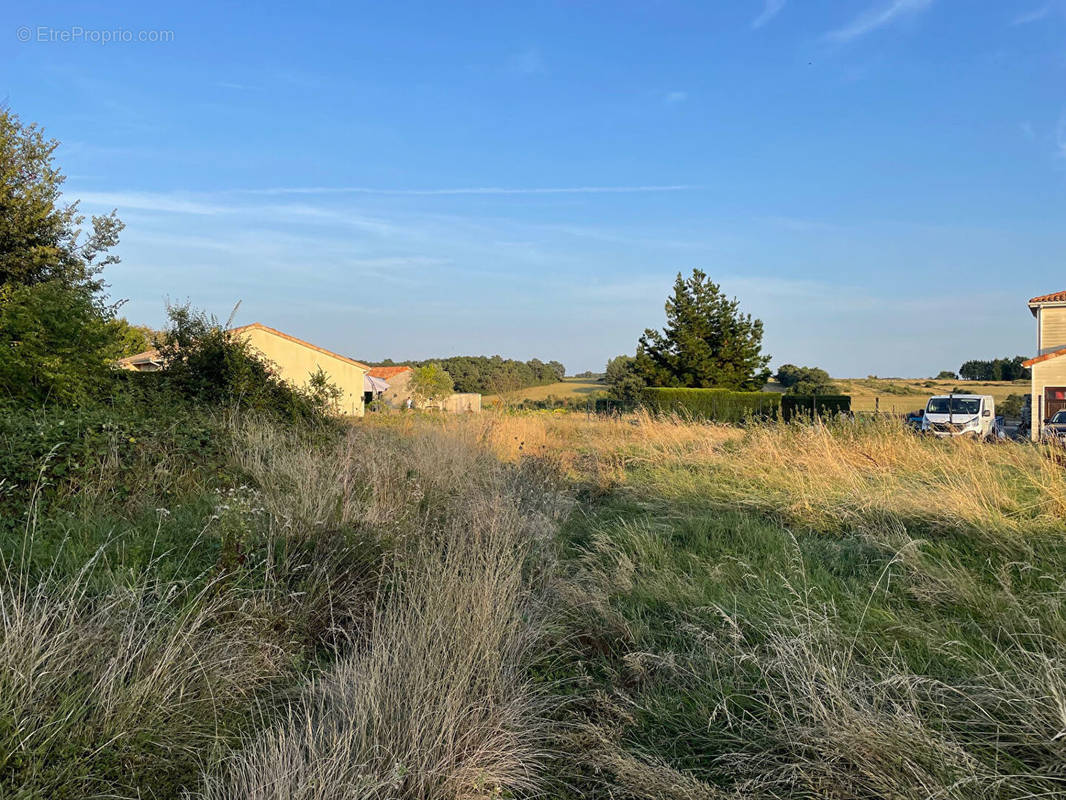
[
  {"x1": 543, "y1": 418, "x2": 1066, "y2": 798},
  {"x1": 484, "y1": 377, "x2": 604, "y2": 404},
  {"x1": 6, "y1": 401, "x2": 1066, "y2": 798}
]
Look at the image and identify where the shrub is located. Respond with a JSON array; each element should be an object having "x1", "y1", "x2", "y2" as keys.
[
  {"x1": 776, "y1": 364, "x2": 837, "y2": 395},
  {"x1": 641, "y1": 387, "x2": 780, "y2": 422},
  {"x1": 0, "y1": 395, "x2": 227, "y2": 525},
  {"x1": 1000, "y1": 393, "x2": 1025, "y2": 419},
  {"x1": 781, "y1": 393, "x2": 851, "y2": 421},
  {"x1": 0, "y1": 281, "x2": 126, "y2": 406},
  {"x1": 157, "y1": 305, "x2": 334, "y2": 424}
]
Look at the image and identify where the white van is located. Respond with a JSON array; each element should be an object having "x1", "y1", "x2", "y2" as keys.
[{"x1": 921, "y1": 394, "x2": 997, "y2": 440}]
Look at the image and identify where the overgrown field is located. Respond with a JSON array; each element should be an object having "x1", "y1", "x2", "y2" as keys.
[{"x1": 3, "y1": 406, "x2": 1066, "y2": 798}]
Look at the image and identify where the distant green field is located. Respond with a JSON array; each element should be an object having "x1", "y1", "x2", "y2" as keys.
[
  {"x1": 833, "y1": 377, "x2": 1028, "y2": 413},
  {"x1": 487, "y1": 376, "x2": 1030, "y2": 414},
  {"x1": 484, "y1": 377, "x2": 603, "y2": 403}
]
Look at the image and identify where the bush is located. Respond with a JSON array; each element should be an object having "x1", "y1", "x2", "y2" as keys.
[
  {"x1": 0, "y1": 390, "x2": 227, "y2": 525},
  {"x1": 781, "y1": 394, "x2": 852, "y2": 421},
  {"x1": 1000, "y1": 393, "x2": 1025, "y2": 419},
  {"x1": 157, "y1": 305, "x2": 335, "y2": 424},
  {"x1": 641, "y1": 387, "x2": 780, "y2": 422}
]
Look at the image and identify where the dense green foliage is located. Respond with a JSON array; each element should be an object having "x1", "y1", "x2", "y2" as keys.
[
  {"x1": 0, "y1": 281, "x2": 128, "y2": 404},
  {"x1": 959, "y1": 355, "x2": 1030, "y2": 381},
  {"x1": 372, "y1": 355, "x2": 564, "y2": 394},
  {"x1": 999, "y1": 392, "x2": 1025, "y2": 419},
  {"x1": 409, "y1": 362, "x2": 455, "y2": 405},
  {"x1": 775, "y1": 363, "x2": 837, "y2": 395},
  {"x1": 603, "y1": 354, "x2": 645, "y2": 405},
  {"x1": 636, "y1": 269, "x2": 771, "y2": 390},
  {"x1": 640, "y1": 386, "x2": 780, "y2": 422},
  {"x1": 156, "y1": 305, "x2": 332, "y2": 423},
  {"x1": 0, "y1": 108, "x2": 129, "y2": 406},
  {"x1": 780, "y1": 393, "x2": 852, "y2": 421},
  {"x1": 936, "y1": 369, "x2": 959, "y2": 380}
]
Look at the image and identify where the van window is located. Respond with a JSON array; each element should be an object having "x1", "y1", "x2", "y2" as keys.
[{"x1": 927, "y1": 397, "x2": 980, "y2": 415}]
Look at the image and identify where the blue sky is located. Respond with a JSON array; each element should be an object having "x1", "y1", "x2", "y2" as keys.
[{"x1": 3, "y1": 0, "x2": 1065, "y2": 376}]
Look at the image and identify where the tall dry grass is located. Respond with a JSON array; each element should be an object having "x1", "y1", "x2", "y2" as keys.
[
  {"x1": 0, "y1": 550, "x2": 289, "y2": 797},
  {"x1": 436, "y1": 411, "x2": 1066, "y2": 536},
  {"x1": 194, "y1": 418, "x2": 570, "y2": 799},
  {"x1": 420, "y1": 410, "x2": 1066, "y2": 799}
]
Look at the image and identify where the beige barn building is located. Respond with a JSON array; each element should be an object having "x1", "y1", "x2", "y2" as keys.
[
  {"x1": 119, "y1": 323, "x2": 370, "y2": 416},
  {"x1": 1024, "y1": 291, "x2": 1066, "y2": 439}
]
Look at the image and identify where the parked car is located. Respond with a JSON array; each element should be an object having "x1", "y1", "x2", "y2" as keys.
[
  {"x1": 1041, "y1": 409, "x2": 1066, "y2": 443},
  {"x1": 921, "y1": 394, "x2": 997, "y2": 440}
]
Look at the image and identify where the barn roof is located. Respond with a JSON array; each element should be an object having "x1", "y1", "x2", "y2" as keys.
[
  {"x1": 367, "y1": 365, "x2": 413, "y2": 379},
  {"x1": 117, "y1": 322, "x2": 370, "y2": 371}
]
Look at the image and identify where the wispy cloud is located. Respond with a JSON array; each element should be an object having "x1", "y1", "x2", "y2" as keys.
[
  {"x1": 824, "y1": 0, "x2": 934, "y2": 43},
  {"x1": 751, "y1": 0, "x2": 786, "y2": 30},
  {"x1": 1011, "y1": 4, "x2": 1052, "y2": 25},
  {"x1": 233, "y1": 184, "x2": 701, "y2": 197},
  {"x1": 663, "y1": 91, "x2": 688, "y2": 104},
  {"x1": 1020, "y1": 121, "x2": 1036, "y2": 140}
]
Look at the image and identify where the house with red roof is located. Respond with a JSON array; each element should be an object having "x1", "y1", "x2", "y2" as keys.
[{"x1": 1022, "y1": 292, "x2": 1066, "y2": 439}]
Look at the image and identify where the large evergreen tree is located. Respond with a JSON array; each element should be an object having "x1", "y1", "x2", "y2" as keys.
[{"x1": 636, "y1": 270, "x2": 771, "y2": 391}]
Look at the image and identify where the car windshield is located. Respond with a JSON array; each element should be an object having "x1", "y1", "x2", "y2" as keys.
[
  {"x1": 1052, "y1": 411, "x2": 1066, "y2": 424},
  {"x1": 927, "y1": 397, "x2": 981, "y2": 415}
]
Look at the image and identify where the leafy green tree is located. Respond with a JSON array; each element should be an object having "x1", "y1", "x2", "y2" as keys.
[
  {"x1": 0, "y1": 107, "x2": 126, "y2": 405},
  {"x1": 959, "y1": 357, "x2": 1030, "y2": 381},
  {"x1": 604, "y1": 355, "x2": 646, "y2": 405},
  {"x1": 935, "y1": 370, "x2": 958, "y2": 380},
  {"x1": 775, "y1": 364, "x2": 836, "y2": 395},
  {"x1": 0, "y1": 281, "x2": 124, "y2": 404},
  {"x1": 0, "y1": 108, "x2": 123, "y2": 293},
  {"x1": 109, "y1": 319, "x2": 158, "y2": 358},
  {"x1": 999, "y1": 393, "x2": 1025, "y2": 419},
  {"x1": 636, "y1": 270, "x2": 771, "y2": 390},
  {"x1": 410, "y1": 363, "x2": 455, "y2": 407},
  {"x1": 369, "y1": 354, "x2": 563, "y2": 394}
]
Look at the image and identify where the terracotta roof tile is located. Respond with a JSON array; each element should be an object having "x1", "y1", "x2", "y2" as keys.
[
  {"x1": 1023, "y1": 348, "x2": 1066, "y2": 368},
  {"x1": 368, "y1": 366, "x2": 413, "y2": 379},
  {"x1": 1029, "y1": 291, "x2": 1066, "y2": 304}
]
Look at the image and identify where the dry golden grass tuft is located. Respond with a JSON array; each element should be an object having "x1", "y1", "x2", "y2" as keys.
[
  {"x1": 400, "y1": 411, "x2": 1066, "y2": 536},
  {"x1": 195, "y1": 417, "x2": 570, "y2": 800}
]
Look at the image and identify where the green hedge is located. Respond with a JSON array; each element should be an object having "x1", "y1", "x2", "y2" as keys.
[
  {"x1": 781, "y1": 394, "x2": 852, "y2": 421},
  {"x1": 640, "y1": 387, "x2": 781, "y2": 423}
]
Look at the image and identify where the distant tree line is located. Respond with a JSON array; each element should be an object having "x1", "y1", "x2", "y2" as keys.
[
  {"x1": 372, "y1": 355, "x2": 564, "y2": 395},
  {"x1": 957, "y1": 356, "x2": 1030, "y2": 382}
]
